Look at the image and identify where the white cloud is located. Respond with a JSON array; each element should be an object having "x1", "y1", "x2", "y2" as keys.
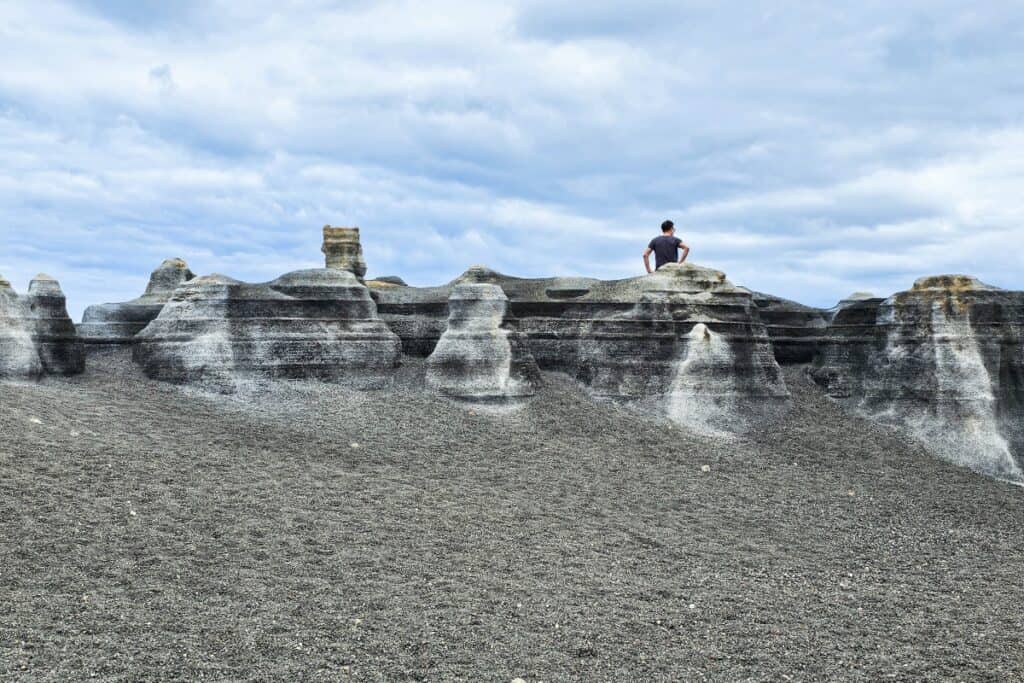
[{"x1": 1, "y1": 0, "x2": 1023, "y2": 319}]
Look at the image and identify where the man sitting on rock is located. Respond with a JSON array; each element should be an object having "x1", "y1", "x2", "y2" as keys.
[{"x1": 643, "y1": 220, "x2": 690, "y2": 273}]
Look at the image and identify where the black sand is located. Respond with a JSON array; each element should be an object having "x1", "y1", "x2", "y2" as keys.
[{"x1": 2, "y1": 350, "x2": 1022, "y2": 681}]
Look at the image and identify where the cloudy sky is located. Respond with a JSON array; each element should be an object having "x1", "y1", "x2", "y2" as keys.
[{"x1": 2, "y1": 1, "x2": 1023, "y2": 318}]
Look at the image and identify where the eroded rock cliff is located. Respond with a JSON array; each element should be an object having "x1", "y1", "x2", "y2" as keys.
[
  {"x1": 751, "y1": 292, "x2": 828, "y2": 364},
  {"x1": 0, "y1": 274, "x2": 84, "y2": 378},
  {"x1": 133, "y1": 268, "x2": 401, "y2": 390},
  {"x1": 78, "y1": 258, "x2": 195, "y2": 344},
  {"x1": 378, "y1": 262, "x2": 789, "y2": 433},
  {"x1": 812, "y1": 275, "x2": 1024, "y2": 482},
  {"x1": 426, "y1": 283, "x2": 541, "y2": 402}
]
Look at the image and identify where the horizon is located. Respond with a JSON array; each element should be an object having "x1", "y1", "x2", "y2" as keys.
[{"x1": 2, "y1": 1, "x2": 1024, "y2": 320}]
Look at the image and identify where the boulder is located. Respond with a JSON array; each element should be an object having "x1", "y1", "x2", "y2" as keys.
[
  {"x1": 812, "y1": 275, "x2": 1024, "y2": 482},
  {"x1": 426, "y1": 283, "x2": 541, "y2": 401},
  {"x1": 0, "y1": 274, "x2": 84, "y2": 378},
  {"x1": 322, "y1": 226, "x2": 367, "y2": 281},
  {"x1": 377, "y1": 262, "x2": 789, "y2": 433},
  {"x1": 751, "y1": 292, "x2": 829, "y2": 364},
  {"x1": 78, "y1": 258, "x2": 195, "y2": 344},
  {"x1": 133, "y1": 268, "x2": 401, "y2": 390}
]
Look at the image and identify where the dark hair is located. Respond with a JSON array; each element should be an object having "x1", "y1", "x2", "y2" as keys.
[{"x1": 661, "y1": 220, "x2": 674, "y2": 233}]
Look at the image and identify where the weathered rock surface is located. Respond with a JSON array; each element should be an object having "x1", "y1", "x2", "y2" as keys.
[
  {"x1": 133, "y1": 268, "x2": 401, "y2": 390},
  {"x1": 78, "y1": 258, "x2": 195, "y2": 344},
  {"x1": 368, "y1": 276, "x2": 408, "y2": 287},
  {"x1": 0, "y1": 274, "x2": 84, "y2": 378},
  {"x1": 812, "y1": 275, "x2": 1024, "y2": 482},
  {"x1": 825, "y1": 291, "x2": 878, "y2": 322},
  {"x1": 322, "y1": 226, "x2": 367, "y2": 281},
  {"x1": 752, "y1": 292, "x2": 829, "y2": 364},
  {"x1": 378, "y1": 262, "x2": 789, "y2": 433},
  {"x1": 426, "y1": 284, "x2": 541, "y2": 401}
]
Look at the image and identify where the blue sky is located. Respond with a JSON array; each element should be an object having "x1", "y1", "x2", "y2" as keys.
[{"x1": 2, "y1": 1, "x2": 1023, "y2": 319}]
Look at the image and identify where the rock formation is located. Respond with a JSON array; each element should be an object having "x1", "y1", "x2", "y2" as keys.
[
  {"x1": 368, "y1": 276, "x2": 408, "y2": 288},
  {"x1": 377, "y1": 262, "x2": 789, "y2": 433},
  {"x1": 133, "y1": 268, "x2": 401, "y2": 390},
  {"x1": 0, "y1": 274, "x2": 84, "y2": 378},
  {"x1": 812, "y1": 275, "x2": 1024, "y2": 482},
  {"x1": 78, "y1": 258, "x2": 195, "y2": 344},
  {"x1": 825, "y1": 291, "x2": 879, "y2": 322},
  {"x1": 322, "y1": 226, "x2": 367, "y2": 281},
  {"x1": 426, "y1": 283, "x2": 541, "y2": 401},
  {"x1": 751, "y1": 292, "x2": 829, "y2": 364}
]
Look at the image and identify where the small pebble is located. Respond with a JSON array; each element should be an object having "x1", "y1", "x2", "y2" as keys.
[
  {"x1": 350, "y1": 442, "x2": 360, "y2": 449},
  {"x1": 29, "y1": 417, "x2": 42, "y2": 425},
  {"x1": 700, "y1": 465, "x2": 711, "y2": 473}
]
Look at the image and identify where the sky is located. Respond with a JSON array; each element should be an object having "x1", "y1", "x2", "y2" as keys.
[{"x1": 2, "y1": 1, "x2": 1023, "y2": 319}]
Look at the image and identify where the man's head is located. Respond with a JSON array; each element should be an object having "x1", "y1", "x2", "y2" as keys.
[{"x1": 661, "y1": 220, "x2": 675, "y2": 234}]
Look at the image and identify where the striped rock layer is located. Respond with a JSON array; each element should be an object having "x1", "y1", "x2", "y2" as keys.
[
  {"x1": 426, "y1": 283, "x2": 541, "y2": 402},
  {"x1": 751, "y1": 292, "x2": 829, "y2": 364},
  {"x1": 377, "y1": 263, "x2": 790, "y2": 433},
  {"x1": 812, "y1": 275, "x2": 1024, "y2": 482},
  {"x1": 0, "y1": 274, "x2": 84, "y2": 378},
  {"x1": 133, "y1": 268, "x2": 401, "y2": 390},
  {"x1": 78, "y1": 258, "x2": 195, "y2": 344}
]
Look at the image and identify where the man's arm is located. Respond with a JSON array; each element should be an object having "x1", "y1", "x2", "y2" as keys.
[
  {"x1": 643, "y1": 247, "x2": 654, "y2": 274},
  {"x1": 678, "y1": 242, "x2": 690, "y2": 263}
]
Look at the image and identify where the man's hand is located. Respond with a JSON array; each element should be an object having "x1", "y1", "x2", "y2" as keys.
[
  {"x1": 679, "y1": 244, "x2": 690, "y2": 264},
  {"x1": 643, "y1": 247, "x2": 653, "y2": 274}
]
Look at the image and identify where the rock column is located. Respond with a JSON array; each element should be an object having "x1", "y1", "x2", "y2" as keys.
[{"x1": 322, "y1": 226, "x2": 367, "y2": 281}]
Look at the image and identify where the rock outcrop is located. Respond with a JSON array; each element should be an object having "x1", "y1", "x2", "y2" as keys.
[
  {"x1": 751, "y1": 292, "x2": 828, "y2": 364},
  {"x1": 368, "y1": 276, "x2": 408, "y2": 287},
  {"x1": 812, "y1": 275, "x2": 1024, "y2": 482},
  {"x1": 0, "y1": 274, "x2": 84, "y2": 378},
  {"x1": 825, "y1": 291, "x2": 879, "y2": 322},
  {"x1": 378, "y1": 262, "x2": 789, "y2": 433},
  {"x1": 78, "y1": 258, "x2": 195, "y2": 344},
  {"x1": 133, "y1": 268, "x2": 401, "y2": 390},
  {"x1": 426, "y1": 284, "x2": 541, "y2": 401},
  {"x1": 322, "y1": 226, "x2": 367, "y2": 281}
]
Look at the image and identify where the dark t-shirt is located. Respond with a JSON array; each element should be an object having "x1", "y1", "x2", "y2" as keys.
[{"x1": 648, "y1": 235, "x2": 683, "y2": 269}]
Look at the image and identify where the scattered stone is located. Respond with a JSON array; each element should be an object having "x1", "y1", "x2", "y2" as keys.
[
  {"x1": 78, "y1": 258, "x2": 194, "y2": 345},
  {"x1": 701, "y1": 465, "x2": 711, "y2": 473}
]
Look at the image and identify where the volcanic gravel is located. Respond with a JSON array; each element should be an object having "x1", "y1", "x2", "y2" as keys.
[{"x1": 1, "y1": 349, "x2": 1022, "y2": 681}]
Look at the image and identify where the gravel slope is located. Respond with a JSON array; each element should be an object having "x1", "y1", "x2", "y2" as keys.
[{"x1": 1, "y1": 349, "x2": 1022, "y2": 681}]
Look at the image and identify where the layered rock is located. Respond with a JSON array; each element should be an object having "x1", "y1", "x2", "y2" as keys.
[
  {"x1": 133, "y1": 268, "x2": 401, "y2": 389},
  {"x1": 751, "y1": 292, "x2": 828, "y2": 364},
  {"x1": 812, "y1": 275, "x2": 1024, "y2": 482},
  {"x1": 377, "y1": 262, "x2": 789, "y2": 433},
  {"x1": 78, "y1": 258, "x2": 195, "y2": 344},
  {"x1": 426, "y1": 284, "x2": 541, "y2": 401},
  {"x1": 322, "y1": 226, "x2": 367, "y2": 281},
  {"x1": 825, "y1": 291, "x2": 879, "y2": 322},
  {"x1": 0, "y1": 274, "x2": 84, "y2": 378}
]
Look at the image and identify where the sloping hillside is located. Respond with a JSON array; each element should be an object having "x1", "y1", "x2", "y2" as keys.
[{"x1": 1, "y1": 350, "x2": 1022, "y2": 680}]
